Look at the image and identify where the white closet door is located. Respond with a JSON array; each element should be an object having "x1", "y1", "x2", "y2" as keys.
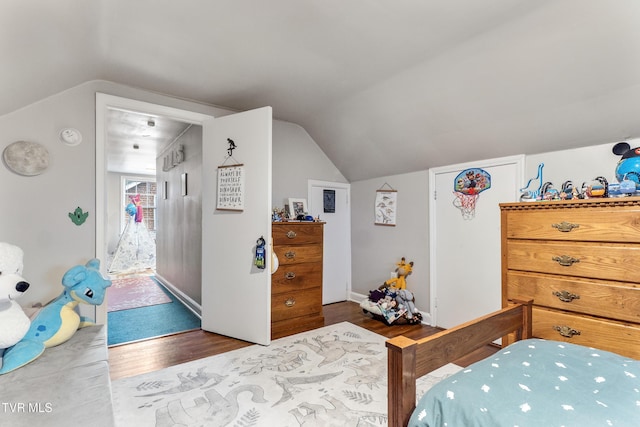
[
  {"x1": 308, "y1": 181, "x2": 351, "y2": 304},
  {"x1": 430, "y1": 156, "x2": 523, "y2": 329},
  {"x1": 201, "y1": 107, "x2": 272, "y2": 345}
]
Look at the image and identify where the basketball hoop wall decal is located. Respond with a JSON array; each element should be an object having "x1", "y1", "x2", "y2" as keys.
[{"x1": 453, "y1": 168, "x2": 491, "y2": 219}]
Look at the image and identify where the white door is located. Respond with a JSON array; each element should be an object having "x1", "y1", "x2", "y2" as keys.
[
  {"x1": 308, "y1": 181, "x2": 351, "y2": 304},
  {"x1": 201, "y1": 107, "x2": 272, "y2": 345},
  {"x1": 430, "y1": 156, "x2": 523, "y2": 329}
]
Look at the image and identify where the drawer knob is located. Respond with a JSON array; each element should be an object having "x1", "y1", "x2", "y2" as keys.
[
  {"x1": 286, "y1": 230, "x2": 297, "y2": 239},
  {"x1": 553, "y1": 325, "x2": 581, "y2": 338},
  {"x1": 552, "y1": 255, "x2": 580, "y2": 266},
  {"x1": 553, "y1": 290, "x2": 580, "y2": 303},
  {"x1": 285, "y1": 251, "x2": 296, "y2": 259},
  {"x1": 552, "y1": 221, "x2": 580, "y2": 232},
  {"x1": 285, "y1": 271, "x2": 296, "y2": 280},
  {"x1": 285, "y1": 298, "x2": 296, "y2": 307}
]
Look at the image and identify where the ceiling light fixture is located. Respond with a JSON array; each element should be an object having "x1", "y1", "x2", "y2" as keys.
[
  {"x1": 147, "y1": 119, "x2": 155, "y2": 127},
  {"x1": 133, "y1": 144, "x2": 140, "y2": 150}
]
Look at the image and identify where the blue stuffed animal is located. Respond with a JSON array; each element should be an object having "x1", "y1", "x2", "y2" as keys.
[{"x1": 0, "y1": 258, "x2": 111, "y2": 374}]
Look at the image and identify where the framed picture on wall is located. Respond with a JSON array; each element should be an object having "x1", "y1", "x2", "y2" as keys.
[
  {"x1": 323, "y1": 189, "x2": 336, "y2": 213},
  {"x1": 216, "y1": 164, "x2": 245, "y2": 211},
  {"x1": 375, "y1": 189, "x2": 397, "y2": 226},
  {"x1": 287, "y1": 198, "x2": 308, "y2": 218},
  {"x1": 181, "y1": 173, "x2": 188, "y2": 196}
]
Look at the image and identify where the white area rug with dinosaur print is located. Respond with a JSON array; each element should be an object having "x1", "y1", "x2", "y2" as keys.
[{"x1": 111, "y1": 322, "x2": 460, "y2": 426}]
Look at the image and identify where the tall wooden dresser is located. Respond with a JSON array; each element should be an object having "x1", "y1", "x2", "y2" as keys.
[
  {"x1": 271, "y1": 222, "x2": 325, "y2": 339},
  {"x1": 501, "y1": 198, "x2": 640, "y2": 359}
]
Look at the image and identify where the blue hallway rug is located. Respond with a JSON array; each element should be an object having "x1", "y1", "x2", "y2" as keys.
[{"x1": 107, "y1": 278, "x2": 201, "y2": 346}]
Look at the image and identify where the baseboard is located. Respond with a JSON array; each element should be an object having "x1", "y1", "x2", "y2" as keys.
[
  {"x1": 348, "y1": 290, "x2": 432, "y2": 325},
  {"x1": 153, "y1": 274, "x2": 202, "y2": 318}
]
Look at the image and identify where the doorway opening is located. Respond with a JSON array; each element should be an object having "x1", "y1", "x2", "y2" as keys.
[{"x1": 96, "y1": 93, "x2": 212, "y2": 340}]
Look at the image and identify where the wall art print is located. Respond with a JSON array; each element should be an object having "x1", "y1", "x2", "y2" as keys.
[
  {"x1": 216, "y1": 164, "x2": 245, "y2": 211},
  {"x1": 323, "y1": 189, "x2": 336, "y2": 213},
  {"x1": 3, "y1": 140, "x2": 49, "y2": 176},
  {"x1": 375, "y1": 190, "x2": 397, "y2": 226}
]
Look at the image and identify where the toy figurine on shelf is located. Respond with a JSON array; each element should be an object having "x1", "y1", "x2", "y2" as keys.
[
  {"x1": 541, "y1": 182, "x2": 560, "y2": 200},
  {"x1": 613, "y1": 142, "x2": 640, "y2": 191},
  {"x1": 583, "y1": 176, "x2": 608, "y2": 198},
  {"x1": 520, "y1": 163, "x2": 544, "y2": 201}
]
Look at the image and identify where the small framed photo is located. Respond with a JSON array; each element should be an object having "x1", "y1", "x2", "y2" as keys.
[
  {"x1": 287, "y1": 198, "x2": 308, "y2": 218},
  {"x1": 181, "y1": 173, "x2": 188, "y2": 196},
  {"x1": 323, "y1": 189, "x2": 335, "y2": 213}
]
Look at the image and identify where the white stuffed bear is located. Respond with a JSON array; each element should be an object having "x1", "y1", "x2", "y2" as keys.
[{"x1": 0, "y1": 242, "x2": 31, "y2": 369}]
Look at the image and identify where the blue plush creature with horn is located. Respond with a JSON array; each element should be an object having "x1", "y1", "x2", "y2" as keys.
[{"x1": 0, "y1": 259, "x2": 111, "y2": 374}]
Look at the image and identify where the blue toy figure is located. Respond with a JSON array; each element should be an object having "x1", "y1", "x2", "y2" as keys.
[
  {"x1": 613, "y1": 142, "x2": 640, "y2": 189},
  {"x1": 0, "y1": 259, "x2": 111, "y2": 374},
  {"x1": 519, "y1": 163, "x2": 544, "y2": 201}
]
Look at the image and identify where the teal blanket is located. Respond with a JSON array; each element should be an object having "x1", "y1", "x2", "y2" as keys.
[{"x1": 410, "y1": 339, "x2": 640, "y2": 426}]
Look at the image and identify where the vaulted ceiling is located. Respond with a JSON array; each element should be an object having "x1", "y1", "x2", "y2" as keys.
[{"x1": 3, "y1": 0, "x2": 640, "y2": 181}]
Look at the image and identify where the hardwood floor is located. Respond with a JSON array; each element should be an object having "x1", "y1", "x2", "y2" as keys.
[{"x1": 108, "y1": 301, "x2": 498, "y2": 381}]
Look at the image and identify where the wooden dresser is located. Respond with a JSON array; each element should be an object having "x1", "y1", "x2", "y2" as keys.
[
  {"x1": 501, "y1": 198, "x2": 640, "y2": 359},
  {"x1": 271, "y1": 222, "x2": 325, "y2": 339}
]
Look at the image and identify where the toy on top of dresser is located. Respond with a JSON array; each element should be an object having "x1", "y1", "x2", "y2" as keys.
[
  {"x1": 612, "y1": 141, "x2": 640, "y2": 195},
  {"x1": 0, "y1": 258, "x2": 111, "y2": 374}
]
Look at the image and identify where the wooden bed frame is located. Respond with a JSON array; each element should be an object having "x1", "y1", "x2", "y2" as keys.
[{"x1": 385, "y1": 299, "x2": 533, "y2": 427}]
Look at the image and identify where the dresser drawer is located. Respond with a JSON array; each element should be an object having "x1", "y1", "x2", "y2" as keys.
[
  {"x1": 271, "y1": 315, "x2": 324, "y2": 340},
  {"x1": 274, "y1": 244, "x2": 323, "y2": 265},
  {"x1": 272, "y1": 262, "x2": 322, "y2": 293},
  {"x1": 532, "y1": 307, "x2": 640, "y2": 359},
  {"x1": 503, "y1": 202, "x2": 640, "y2": 243},
  {"x1": 271, "y1": 290, "x2": 322, "y2": 322},
  {"x1": 506, "y1": 240, "x2": 640, "y2": 283},
  {"x1": 506, "y1": 271, "x2": 640, "y2": 323},
  {"x1": 273, "y1": 224, "x2": 323, "y2": 245}
]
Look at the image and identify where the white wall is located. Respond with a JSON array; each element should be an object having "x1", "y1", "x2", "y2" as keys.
[
  {"x1": 0, "y1": 82, "x2": 99, "y2": 308},
  {"x1": 350, "y1": 171, "x2": 430, "y2": 311},
  {"x1": 155, "y1": 125, "x2": 203, "y2": 305},
  {"x1": 3, "y1": 76, "x2": 631, "y2": 318},
  {"x1": 349, "y1": 139, "x2": 635, "y2": 320},
  {"x1": 272, "y1": 120, "x2": 347, "y2": 210},
  {"x1": 0, "y1": 80, "x2": 345, "y2": 312}
]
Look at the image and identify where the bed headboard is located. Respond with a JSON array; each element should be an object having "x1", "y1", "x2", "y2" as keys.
[{"x1": 385, "y1": 299, "x2": 533, "y2": 427}]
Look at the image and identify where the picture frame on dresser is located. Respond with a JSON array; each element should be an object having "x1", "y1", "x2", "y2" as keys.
[{"x1": 287, "y1": 198, "x2": 307, "y2": 218}]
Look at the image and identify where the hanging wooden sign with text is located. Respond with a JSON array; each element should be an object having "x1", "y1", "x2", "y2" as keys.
[{"x1": 216, "y1": 164, "x2": 245, "y2": 211}]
